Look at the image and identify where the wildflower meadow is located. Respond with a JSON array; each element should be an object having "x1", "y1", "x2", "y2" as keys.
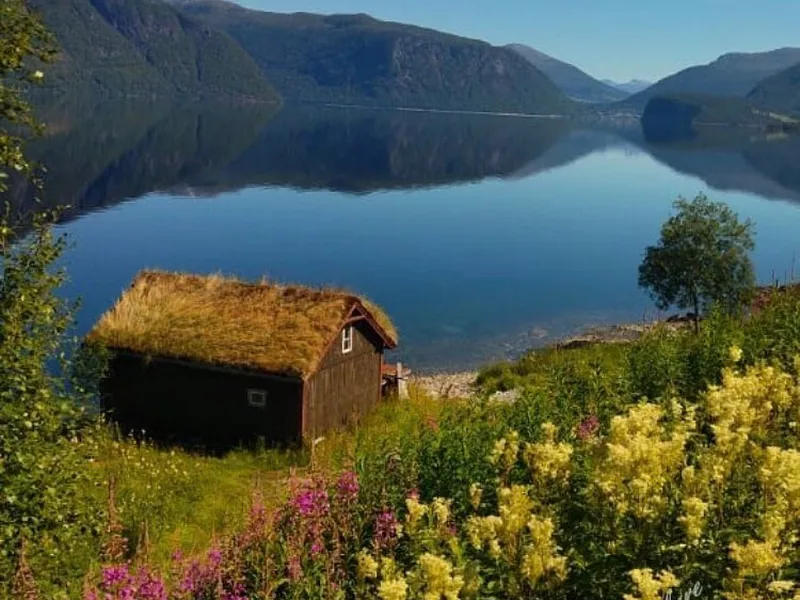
[{"x1": 8, "y1": 286, "x2": 800, "y2": 599}]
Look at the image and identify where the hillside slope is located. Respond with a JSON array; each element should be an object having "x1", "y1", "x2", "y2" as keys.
[
  {"x1": 30, "y1": 0, "x2": 279, "y2": 102},
  {"x1": 507, "y1": 43, "x2": 627, "y2": 103},
  {"x1": 748, "y1": 62, "x2": 800, "y2": 116},
  {"x1": 623, "y1": 48, "x2": 800, "y2": 111},
  {"x1": 639, "y1": 94, "x2": 792, "y2": 143},
  {"x1": 176, "y1": 1, "x2": 577, "y2": 114}
]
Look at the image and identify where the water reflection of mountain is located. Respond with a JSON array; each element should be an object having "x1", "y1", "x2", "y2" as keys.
[
  {"x1": 7, "y1": 103, "x2": 573, "y2": 220},
  {"x1": 210, "y1": 108, "x2": 571, "y2": 194},
  {"x1": 514, "y1": 125, "x2": 800, "y2": 205},
  {"x1": 5, "y1": 102, "x2": 800, "y2": 223},
  {"x1": 630, "y1": 128, "x2": 800, "y2": 204}
]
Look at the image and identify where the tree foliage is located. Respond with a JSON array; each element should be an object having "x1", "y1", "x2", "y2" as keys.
[
  {"x1": 1, "y1": 1, "x2": 106, "y2": 592},
  {"x1": 638, "y1": 194, "x2": 755, "y2": 330},
  {"x1": 0, "y1": 0, "x2": 55, "y2": 193},
  {"x1": 0, "y1": 216, "x2": 107, "y2": 591}
]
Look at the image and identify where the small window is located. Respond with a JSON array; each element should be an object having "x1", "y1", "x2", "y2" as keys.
[
  {"x1": 247, "y1": 389, "x2": 267, "y2": 408},
  {"x1": 342, "y1": 325, "x2": 353, "y2": 354}
]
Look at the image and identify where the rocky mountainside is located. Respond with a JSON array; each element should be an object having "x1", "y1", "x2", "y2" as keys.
[
  {"x1": 173, "y1": 1, "x2": 577, "y2": 114},
  {"x1": 30, "y1": 0, "x2": 279, "y2": 102}
]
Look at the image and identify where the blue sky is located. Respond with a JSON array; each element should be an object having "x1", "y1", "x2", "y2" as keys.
[{"x1": 236, "y1": 0, "x2": 800, "y2": 82}]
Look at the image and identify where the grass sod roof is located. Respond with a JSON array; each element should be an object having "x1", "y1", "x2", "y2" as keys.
[{"x1": 87, "y1": 271, "x2": 398, "y2": 377}]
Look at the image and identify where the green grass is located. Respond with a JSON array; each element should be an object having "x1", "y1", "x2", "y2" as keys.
[
  {"x1": 92, "y1": 389, "x2": 440, "y2": 569},
  {"x1": 93, "y1": 433, "x2": 307, "y2": 565}
]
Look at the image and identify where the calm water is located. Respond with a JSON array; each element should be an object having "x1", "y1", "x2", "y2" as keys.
[{"x1": 13, "y1": 102, "x2": 800, "y2": 371}]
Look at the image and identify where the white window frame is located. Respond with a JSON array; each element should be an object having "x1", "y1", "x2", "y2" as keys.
[
  {"x1": 342, "y1": 325, "x2": 354, "y2": 354},
  {"x1": 247, "y1": 389, "x2": 267, "y2": 408}
]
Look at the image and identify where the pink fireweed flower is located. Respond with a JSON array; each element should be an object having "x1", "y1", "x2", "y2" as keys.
[
  {"x1": 207, "y1": 546, "x2": 223, "y2": 567},
  {"x1": 576, "y1": 415, "x2": 600, "y2": 440},
  {"x1": 135, "y1": 568, "x2": 167, "y2": 600},
  {"x1": 336, "y1": 471, "x2": 360, "y2": 502},
  {"x1": 101, "y1": 564, "x2": 131, "y2": 588},
  {"x1": 373, "y1": 510, "x2": 400, "y2": 551},
  {"x1": 291, "y1": 487, "x2": 330, "y2": 517}
]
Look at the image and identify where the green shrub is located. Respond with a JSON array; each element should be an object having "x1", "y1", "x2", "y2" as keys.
[
  {"x1": 0, "y1": 217, "x2": 107, "y2": 596},
  {"x1": 745, "y1": 287, "x2": 800, "y2": 370}
]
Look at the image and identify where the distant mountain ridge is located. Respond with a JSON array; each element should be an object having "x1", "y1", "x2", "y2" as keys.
[
  {"x1": 623, "y1": 47, "x2": 800, "y2": 110},
  {"x1": 602, "y1": 79, "x2": 652, "y2": 94},
  {"x1": 506, "y1": 43, "x2": 628, "y2": 103}
]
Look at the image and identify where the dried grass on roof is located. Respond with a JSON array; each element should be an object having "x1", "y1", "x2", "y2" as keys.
[{"x1": 88, "y1": 271, "x2": 397, "y2": 377}]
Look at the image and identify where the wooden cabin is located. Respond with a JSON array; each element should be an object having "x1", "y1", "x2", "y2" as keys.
[{"x1": 87, "y1": 271, "x2": 398, "y2": 445}]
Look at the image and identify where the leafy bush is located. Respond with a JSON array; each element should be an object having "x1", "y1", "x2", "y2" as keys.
[
  {"x1": 745, "y1": 287, "x2": 800, "y2": 370},
  {"x1": 0, "y1": 217, "x2": 107, "y2": 595}
]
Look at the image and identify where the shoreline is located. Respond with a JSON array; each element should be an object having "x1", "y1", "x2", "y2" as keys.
[{"x1": 409, "y1": 316, "x2": 694, "y2": 398}]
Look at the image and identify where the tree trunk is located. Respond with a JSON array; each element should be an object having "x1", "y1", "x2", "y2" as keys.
[{"x1": 693, "y1": 295, "x2": 700, "y2": 334}]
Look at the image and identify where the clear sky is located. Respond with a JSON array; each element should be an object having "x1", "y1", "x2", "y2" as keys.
[{"x1": 235, "y1": 0, "x2": 800, "y2": 82}]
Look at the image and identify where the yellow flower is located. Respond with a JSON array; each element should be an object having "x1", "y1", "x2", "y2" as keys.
[
  {"x1": 497, "y1": 485, "x2": 535, "y2": 540},
  {"x1": 729, "y1": 346, "x2": 744, "y2": 363},
  {"x1": 381, "y1": 556, "x2": 401, "y2": 579},
  {"x1": 417, "y1": 553, "x2": 464, "y2": 600},
  {"x1": 760, "y1": 447, "x2": 800, "y2": 515},
  {"x1": 524, "y1": 422, "x2": 573, "y2": 486},
  {"x1": 465, "y1": 515, "x2": 501, "y2": 550},
  {"x1": 490, "y1": 431, "x2": 520, "y2": 474},
  {"x1": 729, "y1": 539, "x2": 785, "y2": 578},
  {"x1": 488, "y1": 539, "x2": 502, "y2": 559},
  {"x1": 593, "y1": 404, "x2": 692, "y2": 519},
  {"x1": 378, "y1": 577, "x2": 408, "y2": 600},
  {"x1": 432, "y1": 497, "x2": 451, "y2": 527},
  {"x1": 679, "y1": 496, "x2": 709, "y2": 542},
  {"x1": 357, "y1": 550, "x2": 379, "y2": 580},
  {"x1": 406, "y1": 496, "x2": 428, "y2": 530},
  {"x1": 520, "y1": 516, "x2": 567, "y2": 586},
  {"x1": 469, "y1": 483, "x2": 482, "y2": 511},
  {"x1": 767, "y1": 580, "x2": 796, "y2": 594},
  {"x1": 624, "y1": 569, "x2": 679, "y2": 600},
  {"x1": 705, "y1": 365, "x2": 794, "y2": 480}
]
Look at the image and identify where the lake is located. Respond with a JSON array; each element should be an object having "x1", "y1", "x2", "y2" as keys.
[{"x1": 12, "y1": 102, "x2": 800, "y2": 371}]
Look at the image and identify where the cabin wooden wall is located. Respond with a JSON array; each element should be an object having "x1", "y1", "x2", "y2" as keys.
[
  {"x1": 304, "y1": 319, "x2": 383, "y2": 438},
  {"x1": 102, "y1": 354, "x2": 304, "y2": 446}
]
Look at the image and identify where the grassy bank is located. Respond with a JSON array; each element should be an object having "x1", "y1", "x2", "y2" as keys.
[{"x1": 13, "y1": 286, "x2": 800, "y2": 599}]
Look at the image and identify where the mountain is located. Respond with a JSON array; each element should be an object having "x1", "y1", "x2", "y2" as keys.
[
  {"x1": 173, "y1": 2, "x2": 576, "y2": 114},
  {"x1": 601, "y1": 79, "x2": 651, "y2": 94},
  {"x1": 29, "y1": 0, "x2": 279, "y2": 102},
  {"x1": 623, "y1": 47, "x2": 800, "y2": 110},
  {"x1": 748, "y1": 62, "x2": 800, "y2": 116},
  {"x1": 506, "y1": 44, "x2": 628, "y2": 103},
  {"x1": 640, "y1": 94, "x2": 785, "y2": 142}
]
